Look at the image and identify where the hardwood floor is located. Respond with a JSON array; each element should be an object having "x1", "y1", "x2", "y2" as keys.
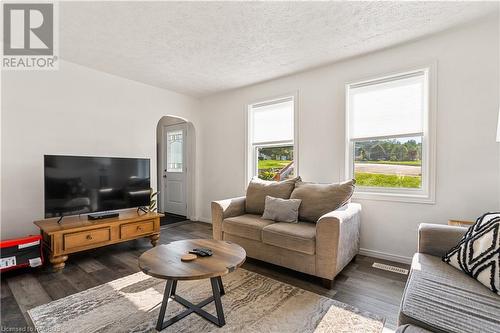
[
  {"x1": 160, "y1": 213, "x2": 188, "y2": 226},
  {"x1": 1, "y1": 221, "x2": 409, "y2": 331}
]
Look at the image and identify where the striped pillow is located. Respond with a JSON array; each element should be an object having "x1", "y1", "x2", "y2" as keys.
[{"x1": 443, "y1": 212, "x2": 500, "y2": 295}]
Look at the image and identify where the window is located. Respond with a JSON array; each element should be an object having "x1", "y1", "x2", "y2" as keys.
[
  {"x1": 346, "y1": 68, "x2": 435, "y2": 202},
  {"x1": 166, "y1": 129, "x2": 183, "y2": 172},
  {"x1": 248, "y1": 96, "x2": 296, "y2": 181}
]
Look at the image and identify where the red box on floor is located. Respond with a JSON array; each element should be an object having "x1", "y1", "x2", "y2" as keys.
[{"x1": 0, "y1": 235, "x2": 44, "y2": 272}]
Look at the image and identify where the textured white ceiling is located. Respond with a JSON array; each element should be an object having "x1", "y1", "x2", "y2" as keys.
[{"x1": 60, "y1": 1, "x2": 499, "y2": 97}]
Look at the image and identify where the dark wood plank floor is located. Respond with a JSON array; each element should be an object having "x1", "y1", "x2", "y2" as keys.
[{"x1": 1, "y1": 221, "x2": 409, "y2": 331}]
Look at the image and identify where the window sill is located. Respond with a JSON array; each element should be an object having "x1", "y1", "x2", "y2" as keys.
[{"x1": 352, "y1": 190, "x2": 435, "y2": 204}]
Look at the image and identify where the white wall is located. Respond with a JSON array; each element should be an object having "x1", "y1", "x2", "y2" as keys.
[
  {"x1": 1, "y1": 60, "x2": 201, "y2": 239},
  {"x1": 198, "y1": 17, "x2": 500, "y2": 262},
  {"x1": 1, "y1": 16, "x2": 498, "y2": 260}
]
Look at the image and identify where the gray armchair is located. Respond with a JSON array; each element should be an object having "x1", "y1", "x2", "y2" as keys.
[{"x1": 398, "y1": 223, "x2": 500, "y2": 333}]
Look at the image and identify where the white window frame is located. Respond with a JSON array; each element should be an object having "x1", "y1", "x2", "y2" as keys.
[
  {"x1": 246, "y1": 94, "x2": 299, "y2": 183},
  {"x1": 345, "y1": 65, "x2": 436, "y2": 204}
]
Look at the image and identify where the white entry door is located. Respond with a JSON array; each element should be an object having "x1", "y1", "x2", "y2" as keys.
[{"x1": 162, "y1": 123, "x2": 187, "y2": 216}]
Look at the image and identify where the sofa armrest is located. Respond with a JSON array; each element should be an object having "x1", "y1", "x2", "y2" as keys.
[
  {"x1": 418, "y1": 223, "x2": 467, "y2": 257},
  {"x1": 211, "y1": 197, "x2": 246, "y2": 240},
  {"x1": 315, "y1": 203, "x2": 361, "y2": 279}
]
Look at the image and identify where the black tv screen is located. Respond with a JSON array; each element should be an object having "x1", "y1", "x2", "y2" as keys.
[{"x1": 44, "y1": 155, "x2": 150, "y2": 218}]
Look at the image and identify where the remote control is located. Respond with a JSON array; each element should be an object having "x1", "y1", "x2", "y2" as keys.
[{"x1": 189, "y1": 248, "x2": 213, "y2": 257}]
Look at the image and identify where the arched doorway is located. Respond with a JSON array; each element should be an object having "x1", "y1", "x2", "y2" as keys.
[{"x1": 156, "y1": 116, "x2": 196, "y2": 224}]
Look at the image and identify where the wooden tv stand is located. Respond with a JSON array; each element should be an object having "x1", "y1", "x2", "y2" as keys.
[{"x1": 34, "y1": 209, "x2": 162, "y2": 271}]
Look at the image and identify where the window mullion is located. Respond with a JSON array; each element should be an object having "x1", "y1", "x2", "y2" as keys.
[
  {"x1": 350, "y1": 132, "x2": 424, "y2": 142},
  {"x1": 252, "y1": 140, "x2": 294, "y2": 148}
]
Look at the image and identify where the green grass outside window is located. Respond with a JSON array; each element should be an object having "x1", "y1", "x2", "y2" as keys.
[
  {"x1": 258, "y1": 160, "x2": 292, "y2": 169},
  {"x1": 355, "y1": 172, "x2": 421, "y2": 188}
]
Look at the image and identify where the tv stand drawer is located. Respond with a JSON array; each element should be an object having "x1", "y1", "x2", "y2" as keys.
[
  {"x1": 64, "y1": 227, "x2": 111, "y2": 251},
  {"x1": 120, "y1": 220, "x2": 155, "y2": 239}
]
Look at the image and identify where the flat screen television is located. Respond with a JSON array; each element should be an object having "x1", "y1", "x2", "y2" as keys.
[{"x1": 44, "y1": 155, "x2": 151, "y2": 218}]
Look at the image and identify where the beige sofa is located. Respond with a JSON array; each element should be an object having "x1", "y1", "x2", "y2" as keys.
[{"x1": 211, "y1": 196, "x2": 361, "y2": 288}]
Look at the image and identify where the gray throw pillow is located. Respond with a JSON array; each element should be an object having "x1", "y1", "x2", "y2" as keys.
[
  {"x1": 245, "y1": 176, "x2": 301, "y2": 215},
  {"x1": 290, "y1": 179, "x2": 356, "y2": 222},
  {"x1": 262, "y1": 196, "x2": 302, "y2": 223}
]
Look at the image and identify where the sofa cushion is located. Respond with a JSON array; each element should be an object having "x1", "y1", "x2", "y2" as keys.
[
  {"x1": 262, "y1": 222, "x2": 316, "y2": 255},
  {"x1": 245, "y1": 177, "x2": 300, "y2": 215},
  {"x1": 262, "y1": 196, "x2": 302, "y2": 223},
  {"x1": 400, "y1": 253, "x2": 500, "y2": 333},
  {"x1": 290, "y1": 180, "x2": 355, "y2": 222},
  {"x1": 222, "y1": 214, "x2": 274, "y2": 241}
]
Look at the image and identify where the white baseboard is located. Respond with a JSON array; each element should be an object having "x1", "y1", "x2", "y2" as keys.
[
  {"x1": 197, "y1": 216, "x2": 212, "y2": 223},
  {"x1": 359, "y1": 248, "x2": 412, "y2": 265},
  {"x1": 186, "y1": 215, "x2": 211, "y2": 223}
]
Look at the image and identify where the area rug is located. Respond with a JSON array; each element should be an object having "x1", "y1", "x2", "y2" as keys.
[{"x1": 28, "y1": 269, "x2": 384, "y2": 333}]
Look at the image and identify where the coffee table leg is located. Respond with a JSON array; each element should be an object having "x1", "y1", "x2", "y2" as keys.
[
  {"x1": 210, "y1": 277, "x2": 226, "y2": 326},
  {"x1": 156, "y1": 278, "x2": 226, "y2": 329},
  {"x1": 156, "y1": 280, "x2": 174, "y2": 331},
  {"x1": 171, "y1": 280, "x2": 177, "y2": 296},
  {"x1": 216, "y1": 276, "x2": 225, "y2": 296}
]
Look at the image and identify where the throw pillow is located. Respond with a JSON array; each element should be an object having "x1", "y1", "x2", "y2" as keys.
[
  {"x1": 443, "y1": 212, "x2": 500, "y2": 295},
  {"x1": 262, "y1": 195, "x2": 302, "y2": 223},
  {"x1": 290, "y1": 179, "x2": 355, "y2": 222},
  {"x1": 245, "y1": 176, "x2": 301, "y2": 215}
]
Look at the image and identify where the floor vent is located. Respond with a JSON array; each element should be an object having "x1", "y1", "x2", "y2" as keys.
[{"x1": 372, "y1": 262, "x2": 408, "y2": 275}]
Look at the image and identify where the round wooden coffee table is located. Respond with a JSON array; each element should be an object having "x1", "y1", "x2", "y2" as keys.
[{"x1": 139, "y1": 239, "x2": 246, "y2": 330}]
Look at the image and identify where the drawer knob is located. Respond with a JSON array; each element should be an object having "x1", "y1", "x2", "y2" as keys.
[
  {"x1": 86, "y1": 235, "x2": 93, "y2": 240},
  {"x1": 137, "y1": 226, "x2": 143, "y2": 231}
]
